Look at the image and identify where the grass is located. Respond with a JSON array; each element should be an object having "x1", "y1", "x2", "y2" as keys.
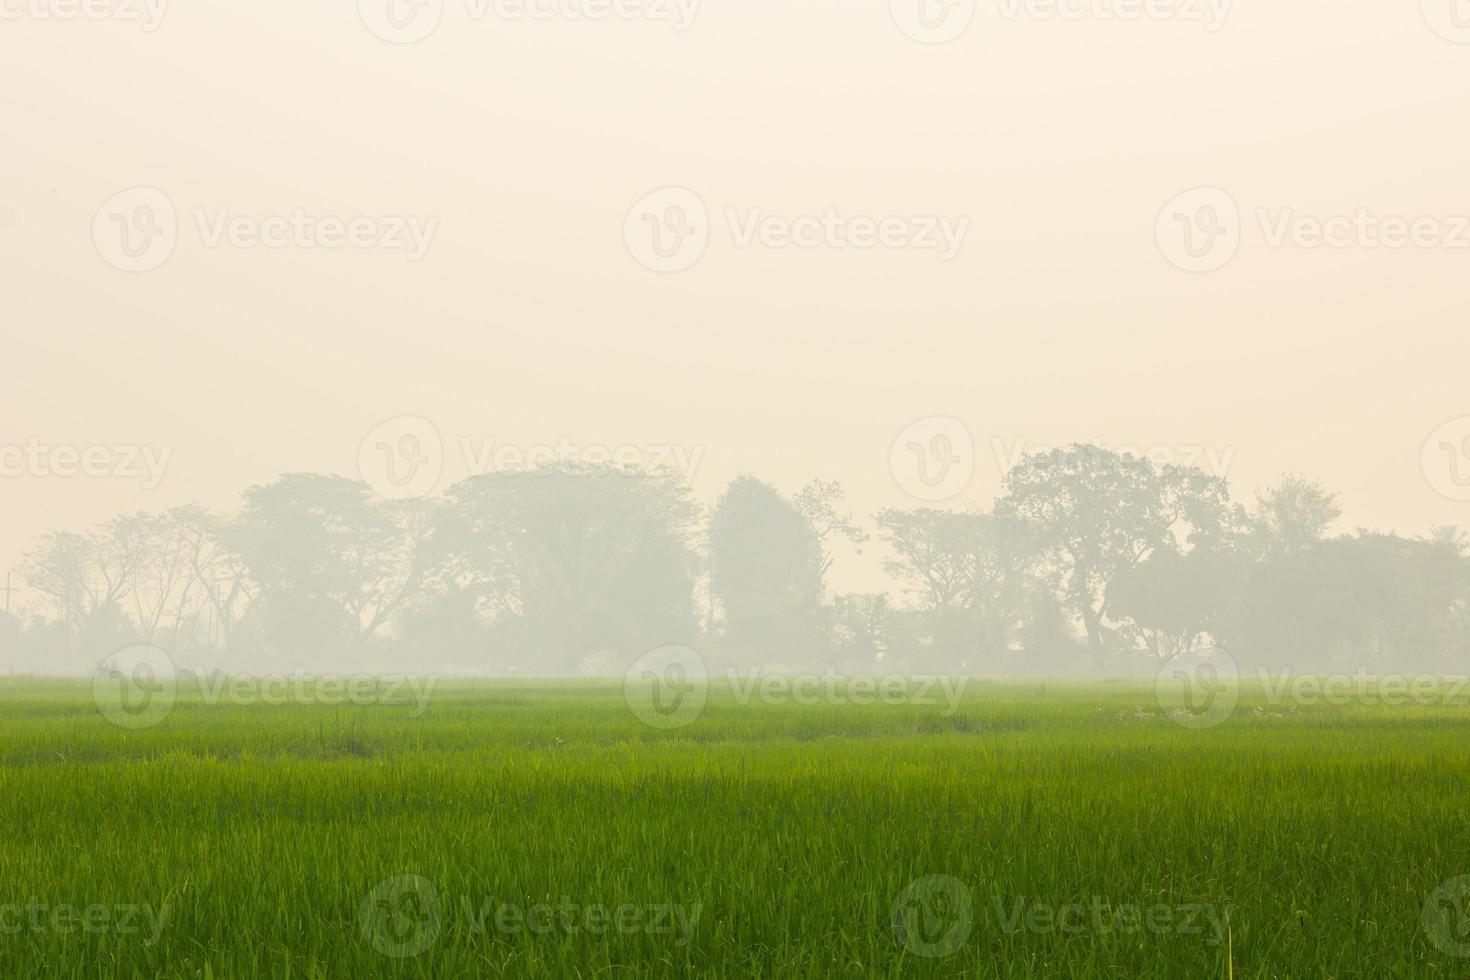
[{"x1": 1, "y1": 676, "x2": 1469, "y2": 977}]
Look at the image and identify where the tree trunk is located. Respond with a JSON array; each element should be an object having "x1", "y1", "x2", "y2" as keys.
[{"x1": 1081, "y1": 605, "x2": 1106, "y2": 671}]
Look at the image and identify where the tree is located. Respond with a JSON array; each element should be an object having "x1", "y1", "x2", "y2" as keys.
[
  {"x1": 226, "y1": 474, "x2": 436, "y2": 659},
  {"x1": 996, "y1": 445, "x2": 1229, "y2": 669},
  {"x1": 173, "y1": 504, "x2": 257, "y2": 653},
  {"x1": 20, "y1": 530, "x2": 94, "y2": 643},
  {"x1": 877, "y1": 508, "x2": 980, "y2": 613},
  {"x1": 708, "y1": 476, "x2": 824, "y2": 665},
  {"x1": 1427, "y1": 524, "x2": 1468, "y2": 558},
  {"x1": 794, "y1": 480, "x2": 868, "y2": 589},
  {"x1": 437, "y1": 462, "x2": 701, "y2": 672},
  {"x1": 826, "y1": 593, "x2": 890, "y2": 666},
  {"x1": 397, "y1": 585, "x2": 491, "y2": 666},
  {"x1": 1107, "y1": 545, "x2": 1249, "y2": 662},
  {"x1": 121, "y1": 510, "x2": 206, "y2": 646},
  {"x1": 875, "y1": 508, "x2": 1039, "y2": 669},
  {"x1": 0, "y1": 609, "x2": 22, "y2": 662},
  {"x1": 1251, "y1": 474, "x2": 1341, "y2": 557},
  {"x1": 20, "y1": 520, "x2": 150, "y2": 657}
]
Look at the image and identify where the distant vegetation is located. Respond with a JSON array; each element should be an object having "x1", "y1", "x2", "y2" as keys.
[{"x1": 6, "y1": 445, "x2": 1469, "y2": 675}]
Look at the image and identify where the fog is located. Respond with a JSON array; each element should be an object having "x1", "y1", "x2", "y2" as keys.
[
  {"x1": 6, "y1": 450, "x2": 1469, "y2": 679},
  {"x1": 3, "y1": 0, "x2": 1470, "y2": 678}
]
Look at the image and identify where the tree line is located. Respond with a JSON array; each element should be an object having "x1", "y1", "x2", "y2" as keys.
[{"x1": 6, "y1": 445, "x2": 1469, "y2": 674}]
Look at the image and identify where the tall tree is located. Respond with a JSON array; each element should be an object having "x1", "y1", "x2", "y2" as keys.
[
  {"x1": 437, "y1": 462, "x2": 701, "y2": 671},
  {"x1": 173, "y1": 505, "x2": 257, "y2": 652},
  {"x1": 876, "y1": 508, "x2": 1039, "y2": 668},
  {"x1": 996, "y1": 445, "x2": 1229, "y2": 669},
  {"x1": 226, "y1": 474, "x2": 435, "y2": 659},
  {"x1": 21, "y1": 520, "x2": 149, "y2": 656},
  {"x1": 1107, "y1": 545, "x2": 1249, "y2": 662},
  {"x1": 794, "y1": 479, "x2": 868, "y2": 588},
  {"x1": 708, "y1": 476, "x2": 824, "y2": 664},
  {"x1": 1251, "y1": 474, "x2": 1341, "y2": 556}
]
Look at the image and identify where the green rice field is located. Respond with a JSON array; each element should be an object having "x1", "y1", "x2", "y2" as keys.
[{"x1": 2, "y1": 677, "x2": 1469, "y2": 978}]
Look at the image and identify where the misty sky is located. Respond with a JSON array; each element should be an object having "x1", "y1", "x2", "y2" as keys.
[{"x1": 3, "y1": 0, "x2": 1469, "y2": 597}]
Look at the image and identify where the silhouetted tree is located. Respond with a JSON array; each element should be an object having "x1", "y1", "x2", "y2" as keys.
[
  {"x1": 708, "y1": 476, "x2": 824, "y2": 666},
  {"x1": 226, "y1": 474, "x2": 435, "y2": 659},
  {"x1": 436, "y1": 462, "x2": 701, "y2": 672},
  {"x1": 876, "y1": 508, "x2": 1039, "y2": 669},
  {"x1": 1250, "y1": 474, "x2": 1341, "y2": 557},
  {"x1": 996, "y1": 446, "x2": 1230, "y2": 669}
]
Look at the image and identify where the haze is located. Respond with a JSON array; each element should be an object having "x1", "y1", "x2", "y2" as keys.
[{"x1": 3, "y1": 0, "x2": 1468, "y2": 609}]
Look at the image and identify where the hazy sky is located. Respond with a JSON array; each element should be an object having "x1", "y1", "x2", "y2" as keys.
[{"x1": 3, "y1": 0, "x2": 1469, "y2": 599}]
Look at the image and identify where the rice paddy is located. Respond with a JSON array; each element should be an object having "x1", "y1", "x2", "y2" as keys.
[{"x1": 1, "y1": 677, "x2": 1468, "y2": 978}]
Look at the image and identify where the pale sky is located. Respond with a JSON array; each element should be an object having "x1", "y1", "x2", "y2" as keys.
[{"x1": 3, "y1": 0, "x2": 1469, "y2": 602}]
